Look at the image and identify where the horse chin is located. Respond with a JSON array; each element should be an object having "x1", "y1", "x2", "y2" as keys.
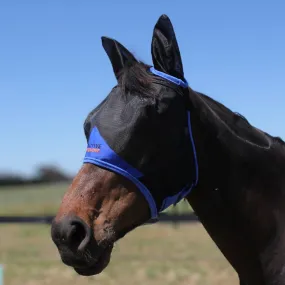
[{"x1": 73, "y1": 244, "x2": 114, "y2": 276}]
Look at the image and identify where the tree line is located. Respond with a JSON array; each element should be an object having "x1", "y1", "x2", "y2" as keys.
[{"x1": 0, "y1": 165, "x2": 72, "y2": 187}]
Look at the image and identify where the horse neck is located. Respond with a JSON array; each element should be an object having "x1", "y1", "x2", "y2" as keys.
[
  {"x1": 186, "y1": 88, "x2": 275, "y2": 192},
  {"x1": 186, "y1": 88, "x2": 285, "y2": 217}
]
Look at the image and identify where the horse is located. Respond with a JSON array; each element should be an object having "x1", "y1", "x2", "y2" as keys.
[{"x1": 51, "y1": 14, "x2": 285, "y2": 285}]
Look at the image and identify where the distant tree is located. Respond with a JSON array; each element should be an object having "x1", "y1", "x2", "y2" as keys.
[
  {"x1": 35, "y1": 164, "x2": 70, "y2": 182},
  {"x1": 0, "y1": 173, "x2": 25, "y2": 186}
]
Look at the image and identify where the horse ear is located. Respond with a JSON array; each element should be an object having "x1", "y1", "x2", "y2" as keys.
[
  {"x1": 101, "y1": 37, "x2": 137, "y2": 81},
  {"x1": 151, "y1": 14, "x2": 185, "y2": 81}
]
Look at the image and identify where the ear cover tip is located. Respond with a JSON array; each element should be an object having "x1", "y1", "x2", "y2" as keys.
[
  {"x1": 157, "y1": 14, "x2": 172, "y2": 25},
  {"x1": 101, "y1": 36, "x2": 113, "y2": 45},
  {"x1": 159, "y1": 14, "x2": 169, "y2": 20}
]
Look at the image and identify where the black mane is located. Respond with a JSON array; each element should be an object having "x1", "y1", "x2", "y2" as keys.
[
  {"x1": 196, "y1": 91, "x2": 284, "y2": 147},
  {"x1": 118, "y1": 60, "x2": 156, "y2": 97}
]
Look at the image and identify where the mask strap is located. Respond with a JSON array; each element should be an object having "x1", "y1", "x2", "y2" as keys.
[{"x1": 149, "y1": 67, "x2": 189, "y2": 89}]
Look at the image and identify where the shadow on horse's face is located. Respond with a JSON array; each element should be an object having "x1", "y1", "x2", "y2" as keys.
[{"x1": 51, "y1": 15, "x2": 197, "y2": 276}]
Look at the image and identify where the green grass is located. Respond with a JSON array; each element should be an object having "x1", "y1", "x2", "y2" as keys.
[
  {"x1": 0, "y1": 223, "x2": 237, "y2": 285},
  {"x1": 0, "y1": 182, "x2": 193, "y2": 216},
  {"x1": 0, "y1": 182, "x2": 69, "y2": 215}
]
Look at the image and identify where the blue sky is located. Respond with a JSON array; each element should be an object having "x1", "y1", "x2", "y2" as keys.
[{"x1": 1, "y1": 0, "x2": 284, "y2": 177}]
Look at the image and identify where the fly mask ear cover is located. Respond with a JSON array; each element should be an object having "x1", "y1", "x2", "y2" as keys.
[{"x1": 83, "y1": 67, "x2": 198, "y2": 223}]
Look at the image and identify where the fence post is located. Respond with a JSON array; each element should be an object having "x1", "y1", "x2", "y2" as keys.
[
  {"x1": 172, "y1": 205, "x2": 179, "y2": 229},
  {"x1": 0, "y1": 265, "x2": 3, "y2": 285}
]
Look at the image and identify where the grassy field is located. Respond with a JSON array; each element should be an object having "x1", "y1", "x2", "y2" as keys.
[
  {"x1": 0, "y1": 183, "x2": 68, "y2": 216},
  {"x1": 0, "y1": 183, "x2": 238, "y2": 285},
  {"x1": 0, "y1": 223, "x2": 237, "y2": 285}
]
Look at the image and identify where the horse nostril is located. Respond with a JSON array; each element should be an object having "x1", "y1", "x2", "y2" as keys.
[
  {"x1": 67, "y1": 222, "x2": 87, "y2": 250},
  {"x1": 51, "y1": 217, "x2": 91, "y2": 252}
]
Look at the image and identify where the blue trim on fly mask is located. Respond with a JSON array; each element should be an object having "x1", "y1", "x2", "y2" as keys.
[
  {"x1": 83, "y1": 127, "x2": 158, "y2": 219},
  {"x1": 83, "y1": 67, "x2": 198, "y2": 223},
  {"x1": 149, "y1": 67, "x2": 189, "y2": 88},
  {"x1": 149, "y1": 67, "x2": 198, "y2": 212}
]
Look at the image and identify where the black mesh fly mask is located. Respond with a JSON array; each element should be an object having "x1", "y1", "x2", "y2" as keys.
[{"x1": 83, "y1": 67, "x2": 198, "y2": 223}]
